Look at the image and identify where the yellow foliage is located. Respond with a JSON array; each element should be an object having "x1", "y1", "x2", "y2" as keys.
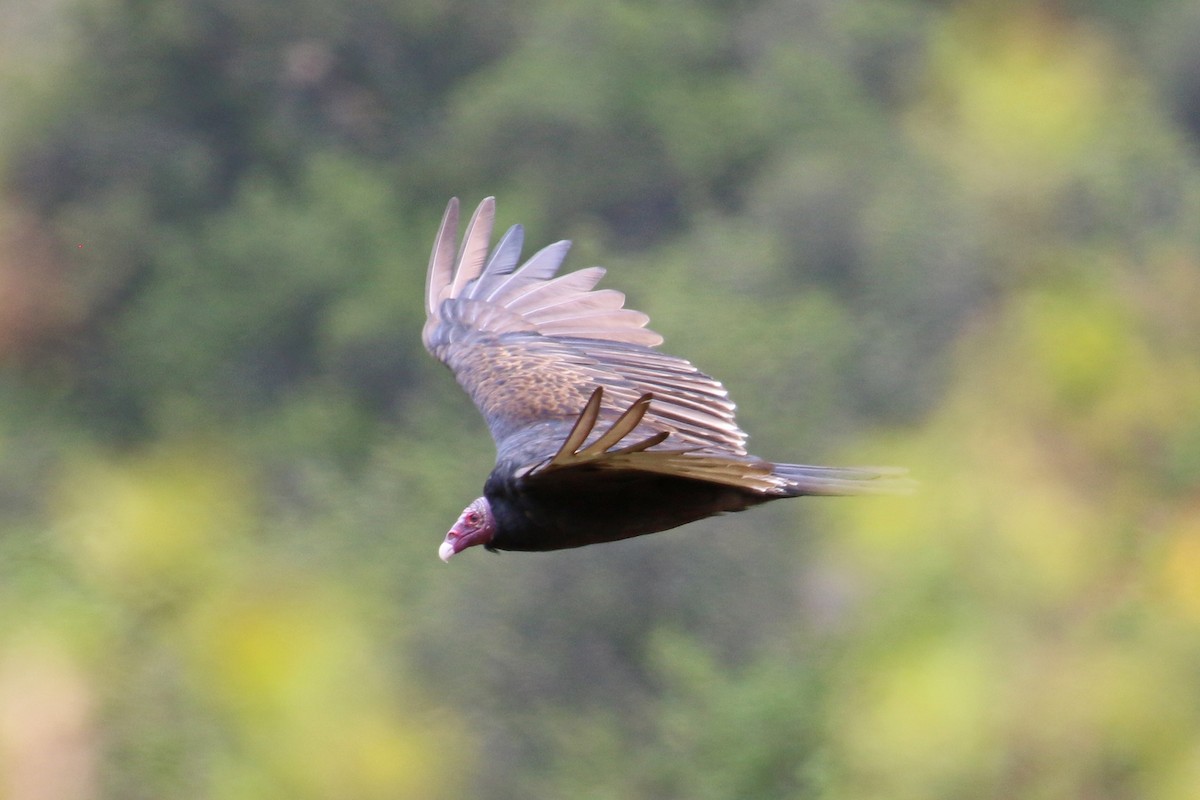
[
  {"x1": 987, "y1": 434, "x2": 1110, "y2": 605},
  {"x1": 820, "y1": 246, "x2": 1200, "y2": 798},
  {"x1": 1010, "y1": 280, "x2": 1200, "y2": 469},
  {"x1": 833, "y1": 634, "x2": 1003, "y2": 796},
  {"x1": 40, "y1": 443, "x2": 468, "y2": 799},
  {"x1": 1019, "y1": 287, "x2": 1138, "y2": 412},
  {"x1": 54, "y1": 445, "x2": 251, "y2": 597},
  {"x1": 1157, "y1": 506, "x2": 1200, "y2": 623},
  {"x1": 185, "y1": 573, "x2": 463, "y2": 799},
  {"x1": 188, "y1": 583, "x2": 368, "y2": 718},
  {"x1": 910, "y1": 5, "x2": 1129, "y2": 196}
]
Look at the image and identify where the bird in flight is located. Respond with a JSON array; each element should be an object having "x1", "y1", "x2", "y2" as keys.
[{"x1": 424, "y1": 198, "x2": 905, "y2": 561}]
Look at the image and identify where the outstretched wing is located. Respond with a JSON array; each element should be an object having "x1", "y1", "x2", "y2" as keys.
[{"x1": 423, "y1": 197, "x2": 748, "y2": 459}]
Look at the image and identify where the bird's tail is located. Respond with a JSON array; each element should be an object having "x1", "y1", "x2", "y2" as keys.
[{"x1": 771, "y1": 463, "x2": 914, "y2": 496}]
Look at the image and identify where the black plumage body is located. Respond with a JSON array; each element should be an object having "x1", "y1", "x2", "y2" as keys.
[{"x1": 483, "y1": 462, "x2": 773, "y2": 552}]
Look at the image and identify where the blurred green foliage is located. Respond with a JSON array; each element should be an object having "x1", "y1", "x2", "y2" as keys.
[{"x1": 3, "y1": 0, "x2": 1200, "y2": 797}]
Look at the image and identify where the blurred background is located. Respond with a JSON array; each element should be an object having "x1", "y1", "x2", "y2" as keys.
[{"x1": 2, "y1": 0, "x2": 1200, "y2": 797}]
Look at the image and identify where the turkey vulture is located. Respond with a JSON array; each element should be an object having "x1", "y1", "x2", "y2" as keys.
[{"x1": 424, "y1": 197, "x2": 905, "y2": 561}]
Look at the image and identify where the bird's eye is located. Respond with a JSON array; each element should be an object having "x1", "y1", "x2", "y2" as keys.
[{"x1": 465, "y1": 511, "x2": 480, "y2": 526}]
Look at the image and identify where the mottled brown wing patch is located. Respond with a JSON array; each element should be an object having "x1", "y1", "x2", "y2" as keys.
[{"x1": 442, "y1": 338, "x2": 599, "y2": 433}]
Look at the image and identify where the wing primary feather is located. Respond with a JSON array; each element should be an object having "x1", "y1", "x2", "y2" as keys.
[
  {"x1": 426, "y1": 197, "x2": 459, "y2": 316},
  {"x1": 537, "y1": 310, "x2": 654, "y2": 335},
  {"x1": 466, "y1": 224, "x2": 525, "y2": 299},
  {"x1": 503, "y1": 267, "x2": 608, "y2": 313},
  {"x1": 484, "y1": 240, "x2": 573, "y2": 301},
  {"x1": 523, "y1": 290, "x2": 628, "y2": 322},
  {"x1": 607, "y1": 430, "x2": 670, "y2": 455},
  {"x1": 551, "y1": 386, "x2": 603, "y2": 464},
  {"x1": 449, "y1": 197, "x2": 496, "y2": 298},
  {"x1": 540, "y1": 327, "x2": 663, "y2": 346},
  {"x1": 581, "y1": 393, "x2": 654, "y2": 456}
]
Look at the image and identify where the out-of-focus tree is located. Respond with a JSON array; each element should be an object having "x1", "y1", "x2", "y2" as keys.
[
  {"x1": 386, "y1": 5, "x2": 1200, "y2": 799},
  {"x1": 0, "y1": 444, "x2": 466, "y2": 800},
  {"x1": 4, "y1": 0, "x2": 1200, "y2": 798},
  {"x1": 817, "y1": 274, "x2": 1200, "y2": 800}
]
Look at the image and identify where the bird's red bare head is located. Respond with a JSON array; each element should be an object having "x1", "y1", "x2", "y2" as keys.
[{"x1": 438, "y1": 497, "x2": 496, "y2": 562}]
